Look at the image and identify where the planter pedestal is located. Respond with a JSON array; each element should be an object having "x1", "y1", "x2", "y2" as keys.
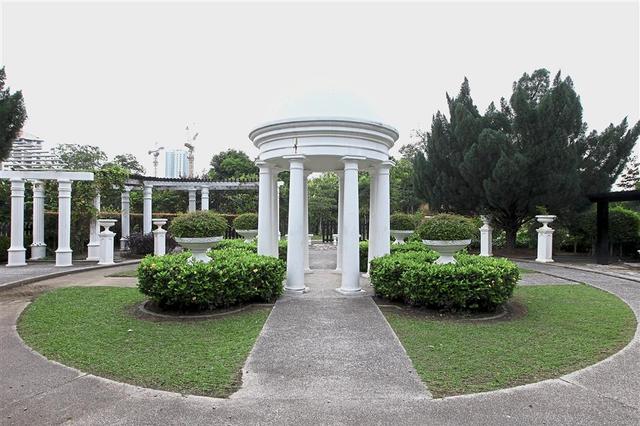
[
  {"x1": 391, "y1": 230, "x2": 413, "y2": 244},
  {"x1": 175, "y1": 237, "x2": 223, "y2": 263},
  {"x1": 422, "y1": 239, "x2": 471, "y2": 264}
]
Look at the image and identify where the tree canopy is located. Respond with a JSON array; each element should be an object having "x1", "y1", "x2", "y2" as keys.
[
  {"x1": 52, "y1": 144, "x2": 108, "y2": 171},
  {"x1": 208, "y1": 149, "x2": 258, "y2": 180},
  {"x1": 414, "y1": 69, "x2": 640, "y2": 249},
  {"x1": 0, "y1": 67, "x2": 27, "y2": 161}
]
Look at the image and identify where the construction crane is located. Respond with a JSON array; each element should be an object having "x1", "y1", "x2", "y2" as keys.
[
  {"x1": 148, "y1": 144, "x2": 164, "y2": 177},
  {"x1": 184, "y1": 124, "x2": 199, "y2": 178}
]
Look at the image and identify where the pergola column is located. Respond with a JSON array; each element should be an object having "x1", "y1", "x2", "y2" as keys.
[
  {"x1": 143, "y1": 184, "x2": 153, "y2": 234},
  {"x1": 7, "y1": 178, "x2": 26, "y2": 266},
  {"x1": 257, "y1": 161, "x2": 274, "y2": 256},
  {"x1": 304, "y1": 170, "x2": 312, "y2": 273},
  {"x1": 367, "y1": 167, "x2": 379, "y2": 273},
  {"x1": 188, "y1": 188, "x2": 197, "y2": 212},
  {"x1": 120, "y1": 187, "x2": 131, "y2": 251},
  {"x1": 284, "y1": 155, "x2": 306, "y2": 292},
  {"x1": 339, "y1": 157, "x2": 363, "y2": 293},
  {"x1": 201, "y1": 187, "x2": 210, "y2": 211},
  {"x1": 55, "y1": 179, "x2": 73, "y2": 267},
  {"x1": 86, "y1": 193, "x2": 101, "y2": 261},
  {"x1": 336, "y1": 171, "x2": 344, "y2": 272},
  {"x1": 374, "y1": 161, "x2": 393, "y2": 258},
  {"x1": 270, "y1": 171, "x2": 280, "y2": 257},
  {"x1": 30, "y1": 181, "x2": 46, "y2": 260}
]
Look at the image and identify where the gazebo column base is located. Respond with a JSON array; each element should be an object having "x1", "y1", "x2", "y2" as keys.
[
  {"x1": 55, "y1": 250, "x2": 73, "y2": 267},
  {"x1": 335, "y1": 287, "x2": 365, "y2": 296},
  {"x1": 284, "y1": 286, "x2": 309, "y2": 294},
  {"x1": 30, "y1": 244, "x2": 47, "y2": 260},
  {"x1": 7, "y1": 249, "x2": 27, "y2": 267}
]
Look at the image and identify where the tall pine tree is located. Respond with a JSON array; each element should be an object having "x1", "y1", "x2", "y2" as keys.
[
  {"x1": 414, "y1": 69, "x2": 640, "y2": 249},
  {"x1": 0, "y1": 67, "x2": 27, "y2": 161}
]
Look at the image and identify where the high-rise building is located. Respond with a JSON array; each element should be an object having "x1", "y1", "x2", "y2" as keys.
[
  {"x1": 164, "y1": 149, "x2": 189, "y2": 178},
  {"x1": 1, "y1": 132, "x2": 63, "y2": 170}
]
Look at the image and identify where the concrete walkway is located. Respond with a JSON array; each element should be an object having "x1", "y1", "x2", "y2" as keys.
[{"x1": 0, "y1": 248, "x2": 638, "y2": 424}]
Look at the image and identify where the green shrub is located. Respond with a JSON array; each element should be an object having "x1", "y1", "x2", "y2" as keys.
[
  {"x1": 137, "y1": 250, "x2": 285, "y2": 311},
  {"x1": 233, "y1": 213, "x2": 258, "y2": 230},
  {"x1": 169, "y1": 211, "x2": 228, "y2": 238},
  {"x1": 212, "y1": 239, "x2": 257, "y2": 252},
  {"x1": 370, "y1": 252, "x2": 519, "y2": 311},
  {"x1": 359, "y1": 240, "x2": 432, "y2": 272},
  {"x1": 417, "y1": 214, "x2": 476, "y2": 241},
  {"x1": 390, "y1": 213, "x2": 417, "y2": 230},
  {"x1": 0, "y1": 235, "x2": 9, "y2": 262}
]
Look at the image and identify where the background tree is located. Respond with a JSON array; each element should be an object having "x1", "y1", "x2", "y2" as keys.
[
  {"x1": 0, "y1": 67, "x2": 27, "y2": 161},
  {"x1": 107, "y1": 153, "x2": 145, "y2": 175},
  {"x1": 208, "y1": 149, "x2": 258, "y2": 180},
  {"x1": 52, "y1": 144, "x2": 107, "y2": 170},
  {"x1": 414, "y1": 69, "x2": 640, "y2": 249},
  {"x1": 618, "y1": 157, "x2": 639, "y2": 190}
]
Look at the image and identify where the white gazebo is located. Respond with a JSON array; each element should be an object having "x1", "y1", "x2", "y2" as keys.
[{"x1": 249, "y1": 117, "x2": 399, "y2": 294}]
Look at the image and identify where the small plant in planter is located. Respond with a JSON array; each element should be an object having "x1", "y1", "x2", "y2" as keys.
[
  {"x1": 390, "y1": 213, "x2": 416, "y2": 244},
  {"x1": 169, "y1": 211, "x2": 228, "y2": 263},
  {"x1": 417, "y1": 213, "x2": 476, "y2": 264},
  {"x1": 233, "y1": 213, "x2": 259, "y2": 242}
]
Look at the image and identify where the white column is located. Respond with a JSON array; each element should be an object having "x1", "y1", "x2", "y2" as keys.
[
  {"x1": 143, "y1": 184, "x2": 153, "y2": 234},
  {"x1": 30, "y1": 181, "x2": 46, "y2": 260},
  {"x1": 304, "y1": 171, "x2": 312, "y2": 273},
  {"x1": 152, "y1": 218, "x2": 168, "y2": 256},
  {"x1": 479, "y1": 215, "x2": 493, "y2": 257},
  {"x1": 86, "y1": 193, "x2": 101, "y2": 261},
  {"x1": 98, "y1": 219, "x2": 116, "y2": 265},
  {"x1": 7, "y1": 178, "x2": 26, "y2": 266},
  {"x1": 270, "y1": 171, "x2": 280, "y2": 256},
  {"x1": 256, "y1": 161, "x2": 274, "y2": 256},
  {"x1": 367, "y1": 168, "x2": 379, "y2": 273},
  {"x1": 55, "y1": 179, "x2": 73, "y2": 267},
  {"x1": 535, "y1": 215, "x2": 556, "y2": 263},
  {"x1": 120, "y1": 187, "x2": 131, "y2": 251},
  {"x1": 336, "y1": 171, "x2": 344, "y2": 272},
  {"x1": 284, "y1": 155, "x2": 306, "y2": 292},
  {"x1": 339, "y1": 157, "x2": 362, "y2": 293},
  {"x1": 374, "y1": 161, "x2": 393, "y2": 258},
  {"x1": 201, "y1": 187, "x2": 209, "y2": 211},
  {"x1": 188, "y1": 188, "x2": 197, "y2": 212}
]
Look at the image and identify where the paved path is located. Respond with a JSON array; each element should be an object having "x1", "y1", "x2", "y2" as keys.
[{"x1": 0, "y1": 249, "x2": 638, "y2": 424}]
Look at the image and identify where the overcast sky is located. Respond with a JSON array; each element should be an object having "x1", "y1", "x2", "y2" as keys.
[{"x1": 2, "y1": 1, "x2": 638, "y2": 175}]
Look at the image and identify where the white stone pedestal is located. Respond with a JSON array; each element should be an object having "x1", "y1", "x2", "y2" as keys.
[
  {"x1": 86, "y1": 194, "x2": 101, "y2": 261},
  {"x1": 98, "y1": 219, "x2": 117, "y2": 265},
  {"x1": 55, "y1": 180, "x2": 73, "y2": 267},
  {"x1": 535, "y1": 215, "x2": 556, "y2": 263},
  {"x1": 152, "y1": 219, "x2": 168, "y2": 256},
  {"x1": 479, "y1": 215, "x2": 493, "y2": 257},
  {"x1": 30, "y1": 181, "x2": 47, "y2": 260}
]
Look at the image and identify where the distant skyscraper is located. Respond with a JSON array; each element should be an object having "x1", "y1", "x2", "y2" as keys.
[{"x1": 164, "y1": 149, "x2": 189, "y2": 178}]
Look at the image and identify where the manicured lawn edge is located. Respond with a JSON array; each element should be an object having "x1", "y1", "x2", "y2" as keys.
[
  {"x1": 18, "y1": 286, "x2": 271, "y2": 398},
  {"x1": 383, "y1": 284, "x2": 636, "y2": 398}
]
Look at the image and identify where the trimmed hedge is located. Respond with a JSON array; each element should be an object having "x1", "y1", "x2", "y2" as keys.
[
  {"x1": 211, "y1": 238, "x2": 288, "y2": 262},
  {"x1": 417, "y1": 213, "x2": 476, "y2": 241},
  {"x1": 233, "y1": 213, "x2": 258, "y2": 230},
  {"x1": 370, "y1": 252, "x2": 519, "y2": 311},
  {"x1": 359, "y1": 240, "x2": 432, "y2": 272},
  {"x1": 169, "y1": 211, "x2": 228, "y2": 238},
  {"x1": 137, "y1": 250, "x2": 285, "y2": 311},
  {"x1": 390, "y1": 213, "x2": 417, "y2": 231}
]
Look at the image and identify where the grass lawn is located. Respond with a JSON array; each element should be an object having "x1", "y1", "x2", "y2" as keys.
[
  {"x1": 384, "y1": 285, "x2": 636, "y2": 398},
  {"x1": 105, "y1": 269, "x2": 138, "y2": 278},
  {"x1": 18, "y1": 287, "x2": 270, "y2": 397}
]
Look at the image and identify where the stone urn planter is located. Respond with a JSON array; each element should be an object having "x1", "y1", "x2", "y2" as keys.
[
  {"x1": 390, "y1": 213, "x2": 417, "y2": 244},
  {"x1": 391, "y1": 230, "x2": 414, "y2": 244},
  {"x1": 174, "y1": 237, "x2": 223, "y2": 263},
  {"x1": 235, "y1": 229, "x2": 258, "y2": 243},
  {"x1": 169, "y1": 211, "x2": 229, "y2": 263},
  {"x1": 233, "y1": 213, "x2": 259, "y2": 243},
  {"x1": 417, "y1": 213, "x2": 477, "y2": 264},
  {"x1": 422, "y1": 239, "x2": 472, "y2": 264}
]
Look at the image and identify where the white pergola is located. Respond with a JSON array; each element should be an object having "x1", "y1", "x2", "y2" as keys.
[
  {"x1": 249, "y1": 117, "x2": 399, "y2": 294},
  {"x1": 118, "y1": 175, "x2": 260, "y2": 249},
  {"x1": 0, "y1": 170, "x2": 94, "y2": 267}
]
